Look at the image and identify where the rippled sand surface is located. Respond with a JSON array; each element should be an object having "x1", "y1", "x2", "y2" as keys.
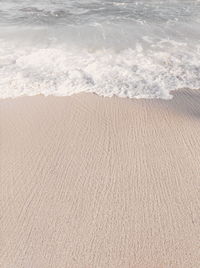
[{"x1": 1, "y1": 90, "x2": 200, "y2": 268}]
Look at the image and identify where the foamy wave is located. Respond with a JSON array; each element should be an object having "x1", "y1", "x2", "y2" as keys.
[
  {"x1": 0, "y1": 0, "x2": 200, "y2": 99},
  {"x1": 0, "y1": 38, "x2": 200, "y2": 99}
]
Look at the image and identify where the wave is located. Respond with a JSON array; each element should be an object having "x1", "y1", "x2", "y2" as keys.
[{"x1": 0, "y1": 0, "x2": 200, "y2": 99}]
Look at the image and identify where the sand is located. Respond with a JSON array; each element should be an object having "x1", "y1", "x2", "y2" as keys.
[{"x1": 0, "y1": 89, "x2": 200, "y2": 268}]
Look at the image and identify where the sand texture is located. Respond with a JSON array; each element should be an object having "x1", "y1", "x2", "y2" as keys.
[{"x1": 0, "y1": 89, "x2": 200, "y2": 268}]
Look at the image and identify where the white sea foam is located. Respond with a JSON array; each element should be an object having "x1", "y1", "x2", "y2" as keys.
[{"x1": 0, "y1": 0, "x2": 200, "y2": 99}]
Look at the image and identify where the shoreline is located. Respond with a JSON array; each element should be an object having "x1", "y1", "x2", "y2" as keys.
[{"x1": 1, "y1": 89, "x2": 200, "y2": 268}]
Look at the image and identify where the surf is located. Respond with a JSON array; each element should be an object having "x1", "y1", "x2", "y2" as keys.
[{"x1": 0, "y1": 0, "x2": 200, "y2": 99}]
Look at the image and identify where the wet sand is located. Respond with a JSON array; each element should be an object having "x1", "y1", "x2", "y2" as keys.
[{"x1": 0, "y1": 89, "x2": 200, "y2": 268}]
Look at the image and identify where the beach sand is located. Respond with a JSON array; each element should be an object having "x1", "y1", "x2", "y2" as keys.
[{"x1": 0, "y1": 89, "x2": 200, "y2": 268}]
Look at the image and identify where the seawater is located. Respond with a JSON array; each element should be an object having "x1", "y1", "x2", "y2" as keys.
[{"x1": 0, "y1": 0, "x2": 200, "y2": 99}]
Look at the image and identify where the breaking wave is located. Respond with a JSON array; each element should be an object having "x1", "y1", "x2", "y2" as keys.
[{"x1": 0, "y1": 0, "x2": 200, "y2": 99}]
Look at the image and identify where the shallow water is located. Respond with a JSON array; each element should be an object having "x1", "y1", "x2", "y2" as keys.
[{"x1": 0, "y1": 0, "x2": 200, "y2": 99}]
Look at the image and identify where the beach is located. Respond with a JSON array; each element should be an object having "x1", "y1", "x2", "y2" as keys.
[{"x1": 1, "y1": 89, "x2": 200, "y2": 268}]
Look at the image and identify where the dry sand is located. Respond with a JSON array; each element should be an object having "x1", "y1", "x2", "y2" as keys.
[{"x1": 0, "y1": 89, "x2": 200, "y2": 268}]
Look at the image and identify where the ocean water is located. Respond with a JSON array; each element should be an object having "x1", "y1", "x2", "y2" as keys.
[{"x1": 0, "y1": 0, "x2": 200, "y2": 99}]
